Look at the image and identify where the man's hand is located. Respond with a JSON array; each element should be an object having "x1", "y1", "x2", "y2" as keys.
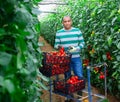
[
  {"x1": 58, "y1": 45, "x2": 63, "y2": 50},
  {"x1": 68, "y1": 46, "x2": 77, "y2": 52}
]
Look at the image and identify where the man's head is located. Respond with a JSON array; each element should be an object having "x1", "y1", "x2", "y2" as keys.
[{"x1": 62, "y1": 16, "x2": 72, "y2": 30}]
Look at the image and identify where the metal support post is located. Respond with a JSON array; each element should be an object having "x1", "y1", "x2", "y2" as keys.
[
  {"x1": 87, "y1": 66, "x2": 92, "y2": 102},
  {"x1": 104, "y1": 63, "x2": 107, "y2": 98},
  {"x1": 49, "y1": 78, "x2": 52, "y2": 102}
]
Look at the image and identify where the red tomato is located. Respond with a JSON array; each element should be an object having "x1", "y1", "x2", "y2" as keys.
[
  {"x1": 74, "y1": 76, "x2": 79, "y2": 81},
  {"x1": 69, "y1": 80, "x2": 74, "y2": 84},
  {"x1": 102, "y1": 75, "x2": 105, "y2": 79},
  {"x1": 99, "y1": 75, "x2": 105, "y2": 79},
  {"x1": 66, "y1": 79, "x2": 70, "y2": 83},
  {"x1": 83, "y1": 59, "x2": 89, "y2": 66},
  {"x1": 94, "y1": 67, "x2": 99, "y2": 72},
  {"x1": 52, "y1": 52, "x2": 57, "y2": 55},
  {"x1": 100, "y1": 72, "x2": 104, "y2": 75}
]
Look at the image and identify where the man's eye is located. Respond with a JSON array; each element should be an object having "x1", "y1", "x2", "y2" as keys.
[{"x1": 64, "y1": 21, "x2": 69, "y2": 23}]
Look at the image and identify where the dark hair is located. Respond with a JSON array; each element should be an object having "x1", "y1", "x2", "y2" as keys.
[{"x1": 62, "y1": 15, "x2": 72, "y2": 21}]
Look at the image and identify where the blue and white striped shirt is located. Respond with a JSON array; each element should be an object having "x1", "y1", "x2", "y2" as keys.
[{"x1": 54, "y1": 27, "x2": 85, "y2": 58}]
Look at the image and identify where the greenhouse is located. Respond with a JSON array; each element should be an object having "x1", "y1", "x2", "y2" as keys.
[{"x1": 0, "y1": 0, "x2": 120, "y2": 102}]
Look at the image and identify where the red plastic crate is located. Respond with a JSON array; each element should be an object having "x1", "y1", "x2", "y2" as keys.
[
  {"x1": 40, "y1": 52, "x2": 71, "y2": 77},
  {"x1": 53, "y1": 78, "x2": 85, "y2": 94},
  {"x1": 44, "y1": 52, "x2": 71, "y2": 64}
]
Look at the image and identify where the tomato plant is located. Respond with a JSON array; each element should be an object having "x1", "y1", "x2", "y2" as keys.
[
  {"x1": 40, "y1": 0, "x2": 120, "y2": 98},
  {"x1": 0, "y1": 0, "x2": 49, "y2": 102}
]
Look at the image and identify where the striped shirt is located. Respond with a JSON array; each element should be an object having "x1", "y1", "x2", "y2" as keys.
[{"x1": 54, "y1": 27, "x2": 85, "y2": 58}]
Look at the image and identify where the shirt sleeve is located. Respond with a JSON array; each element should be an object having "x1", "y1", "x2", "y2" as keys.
[
  {"x1": 76, "y1": 29, "x2": 85, "y2": 50},
  {"x1": 54, "y1": 32, "x2": 61, "y2": 49}
]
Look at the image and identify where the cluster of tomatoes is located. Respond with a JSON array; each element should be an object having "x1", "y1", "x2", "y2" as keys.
[
  {"x1": 50, "y1": 46, "x2": 66, "y2": 56},
  {"x1": 42, "y1": 47, "x2": 71, "y2": 76},
  {"x1": 54, "y1": 76, "x2": 85, "y2": 94},
  {"x1": 45, "y1": 47, "x2": 70, "y2": 64},
  {"x1": 54, "y1": 81, "x2": 64, "y2": 90},
  {"x1": 94, "y1": 66, "x2": 100, "y2": 73},
  {"x1": 45, "y1": 52, "x2": 70, "y2": 64},
  {"x1": 67, "y1": 76, "x2": 82, "y2": 84},
  {"x1": 83, "y1": 59, "x2": 89, "y2": 66},
  {"x1": 99, "y1": 72, "x2": 105, "y2": 80},
  {"x1": 106, "y1": 52, "x2": 112, "y2": 60},
  {"x1": 93, "y1": 67, "x2": 108, "y2": 80},
  {"x1": 44, "y1": 64, "x2": 69, "y2": 76}
]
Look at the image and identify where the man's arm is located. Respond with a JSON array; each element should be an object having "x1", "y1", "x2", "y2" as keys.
[
  {"x1": 54, "y1": 33, "x2": 61, "y2": 50},
  {"x1": 77, "y1": 30, "x2": 85, "y2": 50},
  {"x1": 68, "y1": 29, "x2": 85, "y2": 53}
]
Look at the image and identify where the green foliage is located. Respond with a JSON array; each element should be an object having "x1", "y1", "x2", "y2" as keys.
[
  {"x1": 40, "y1": 14, "x2": 58, "y2": 46},
  {"x1": 40, "y1": 0, "x2": 120, "y2": 98},
  {"x1": 101, "y1": 99, "x2": 109, "y2": 102},
  {"x1": 0, "y1": 0, "x2": 49, "y2": 102}
]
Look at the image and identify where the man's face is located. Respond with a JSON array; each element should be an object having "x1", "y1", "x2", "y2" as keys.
[{"x1": 62, "y1": 16, "x2": 72, "y2": 30}]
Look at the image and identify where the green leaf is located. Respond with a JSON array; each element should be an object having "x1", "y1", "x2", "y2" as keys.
[
  {"x1": 116, "y1": 55, "x2": 120, "y2": 61},
  {"x1": 117, "y1": 42, "x2": 120, "y2": 49},
  {"x1": 20, "y1": 68, "x2": 30, "y2": 75},
  {"x1": 97, "y1": 8, "x2": 103, "y2": 14},
  {"x1": 32, "y1": 7, "x2": 41, "y2": 15},
  {"x1": 0, "y1": 76, "x2": 4, "y2": 86},
  {"x1": 4, "y1": 79, "x2": 15, "y2": 94},
  {"x1": 14, "y1": 7, "x2": 33, "y2": 28},
  {"x1": 0, "y1": 52, "x2": 12, "y2": 66},
  {"x1": 107, "y1": 36, "x2": 112, "y2": 46},
  {"x1": 35, "y1": 23, "x2": 40, "y2": 32},
  {"x1": 16, "y1": 36, "x2": 27, "y2": 69},
  {"x1": 109, "y1": 10, "x2": 117, "y2": 18},
  {"x1": 26, "y1": 29, "x2": 34, "y2": 39},
  {"x1": 38, "y1": 81, "x2": 48, "y2": 90},
  {"x1": 101, "y1": 99, "x2": 109, "y2": 102},
  {"x1": 28, "y1": 52, "x2": 38, "y2": 63},
  {"x1": 0, "y1": 28, "x2": 5, "y2": 36},
  {"x1": 17, "y1": 52, "x2": 23, "y2": 69},
  {"x1": 118, "y1": 84, "x2": 120, "y2": 91},
  {"x1": 102, "y1": 54, "x2": 107, "y2": 61},
  {"x1": 38, "y1": 42, "x2": 44, "y2": 46},
  {"x1": 112, "y1": 17, "x2": 117, "y2": 25},
  {"x1": 102, "y1": 21, "x2": 106, "y2": 26},
  {"x1": 38, "y1": 72, "x2": 49, "y2": 82},
  {"x1": 112, "y1": 71, "x2": 118, "y2": 78},
  {"x1": 36, "y1": 47, "x2": 42, "y2": 53},
  {"x1": 18, "y1": 29, "x2": 30, "y2": 37}
]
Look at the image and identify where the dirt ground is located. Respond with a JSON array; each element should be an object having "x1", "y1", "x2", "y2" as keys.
[
  {"x1": 39, "y1": 36, "x2": 119, "y2": 102},
  {"x1": 39, "y1": 36, "x2": 54, "y2": 52}
]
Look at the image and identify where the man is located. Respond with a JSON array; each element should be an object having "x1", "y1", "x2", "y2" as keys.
[{"x1": 54, "y1": 16, "x2": 85, "y2": 80}]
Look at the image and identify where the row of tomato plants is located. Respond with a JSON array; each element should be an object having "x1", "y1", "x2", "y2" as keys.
[
  {"x1": 0, "y1": 0, "x2": 49, "y2": 102},
  {"x1": 40, "y1": 0, "x2": 120, "y2": 98}
]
